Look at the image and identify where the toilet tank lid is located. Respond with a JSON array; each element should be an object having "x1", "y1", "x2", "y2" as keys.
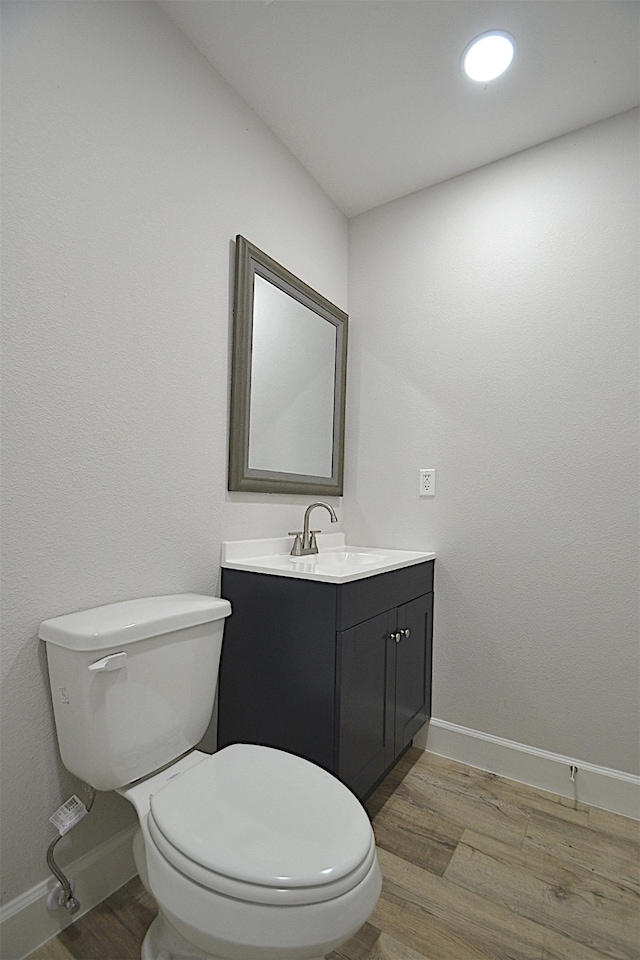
[{"x1": 39, "y1": 594, "x2": 231, "y2": 651}]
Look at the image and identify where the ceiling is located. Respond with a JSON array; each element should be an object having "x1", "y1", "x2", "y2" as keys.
[{"x1": 158, "y1": 1, "x2": 640, "y2": 217}]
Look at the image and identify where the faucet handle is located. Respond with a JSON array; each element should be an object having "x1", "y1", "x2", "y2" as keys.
[
  {"x1": 288, "y1": 531, "x2": 304, "y2": 557},
  {"x1": 308, "y1": 530, "x2": 322, "y2": 550}
]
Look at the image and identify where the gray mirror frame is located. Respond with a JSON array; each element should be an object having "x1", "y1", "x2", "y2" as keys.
[{"x1": 228, "y1": 236, "x2": 348, "y2": 495}]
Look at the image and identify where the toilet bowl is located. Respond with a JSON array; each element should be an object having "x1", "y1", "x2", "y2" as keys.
[
  {"x1": 40, "y1": 594, "x2": 382, "y2": 960},
  {"x1": 123, "y1": 745, "x2": 381, "y2": 960},
  {"x1": 122, "y1": 745, "x2": 381, "y2": 959}
]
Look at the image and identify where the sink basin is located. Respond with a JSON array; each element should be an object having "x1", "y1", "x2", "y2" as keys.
[
  {"x1": 289, "y1": 548, "x2": 388, "y2": 582},
  {"x1": 221, "y1": 535, "x2": 434, "y2": 584},
  {"x1": 289, "y1": 550, "x2": 386, "y2": 575}
]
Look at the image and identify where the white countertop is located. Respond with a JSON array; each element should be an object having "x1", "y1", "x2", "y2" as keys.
[{"x1": 221, "y1": 534, "x2": 435, "y2": 584}]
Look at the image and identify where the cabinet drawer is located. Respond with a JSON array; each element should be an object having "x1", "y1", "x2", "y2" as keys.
[{"x1": 337, "y1": 560, "x2": 433, "y2": 630}]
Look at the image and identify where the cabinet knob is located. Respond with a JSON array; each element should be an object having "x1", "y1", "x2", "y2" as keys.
[
  {"x1": 400, "y1": 628, "x2": 411, "y2": 639},
  {"x1": 389, "y1": 632, "x2": 401, "y2": 643}
]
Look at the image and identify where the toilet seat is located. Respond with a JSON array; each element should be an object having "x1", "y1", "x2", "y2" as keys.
[{"x1": 147, "y1": 743, "x2": 375, "y2": 905}]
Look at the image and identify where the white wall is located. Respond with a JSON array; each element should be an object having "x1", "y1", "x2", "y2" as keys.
[
  {"x1": 346, "y1": 110, "x2": 639, "y2": 778},
  {"x1": 0, "y1": 0, "x2": 347, "y2": 909}
]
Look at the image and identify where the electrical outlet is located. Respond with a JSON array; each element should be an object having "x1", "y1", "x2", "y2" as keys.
[{"x1": 419, "y1": 468, "x2": 436, "y2": 497}]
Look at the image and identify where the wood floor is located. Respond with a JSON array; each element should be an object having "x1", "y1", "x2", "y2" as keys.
[{"x1": 25, "y1": 749, "x2": 640, "y2": 960}]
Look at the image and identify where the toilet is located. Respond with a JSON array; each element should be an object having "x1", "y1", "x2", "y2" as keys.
[{"x1": 40, "y1": 594, "x2": 382, "y2": 960}]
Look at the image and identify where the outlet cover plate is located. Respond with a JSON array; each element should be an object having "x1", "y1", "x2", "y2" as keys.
[{"x1": 419, "y1": 468, "x2": 436, "y2": 497}]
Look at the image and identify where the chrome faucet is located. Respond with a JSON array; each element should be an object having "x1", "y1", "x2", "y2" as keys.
[{"x1": 289, "y1": 501, "x2": 338, "y2": 556}]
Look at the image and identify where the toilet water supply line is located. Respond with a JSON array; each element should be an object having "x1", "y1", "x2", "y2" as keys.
[{"x1": 46, "y1": 785, "x2": 97, "y2": 914}]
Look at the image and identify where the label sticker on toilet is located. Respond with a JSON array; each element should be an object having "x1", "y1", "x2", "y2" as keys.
[{"x1": 49, "y1": 795, "x2": 88, "y2": 836}]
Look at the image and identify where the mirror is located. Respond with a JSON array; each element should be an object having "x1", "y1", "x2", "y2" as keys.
[{"x1": 228, "y1": 236, "x2": 347, "y2": 495}]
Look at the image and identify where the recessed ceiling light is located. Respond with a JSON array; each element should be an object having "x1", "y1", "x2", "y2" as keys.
[{"x1": 462, "y1": 31, "x2": 516, "y2": 82}]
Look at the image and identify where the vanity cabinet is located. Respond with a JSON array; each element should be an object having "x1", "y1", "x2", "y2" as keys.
[{"x1": 217, "y1": 560, "x2": 433, "y2": 799}]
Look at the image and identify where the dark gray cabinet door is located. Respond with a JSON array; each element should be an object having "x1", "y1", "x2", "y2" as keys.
[
  {"x1": 337, "y1": 609, "x2": 395, "y2": 798},
  {"x1": 394, "y1": 593, "x2": 432, "y2": 756}
]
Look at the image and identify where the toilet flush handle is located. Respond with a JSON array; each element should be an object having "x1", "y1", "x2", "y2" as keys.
[{"x1": 88, "y1": 651, "x2": 127, "y2": 673}]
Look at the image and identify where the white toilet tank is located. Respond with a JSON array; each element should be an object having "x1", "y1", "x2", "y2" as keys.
[{"x1": 40, "y1": 594, "x2": 231, "y2": 791}]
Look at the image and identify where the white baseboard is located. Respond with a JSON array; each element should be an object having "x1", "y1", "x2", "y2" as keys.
[
  {"x1": 414, "y1": 718, "x2": 640, "y2": 821},
  {"x1": 0, "y1": 824, "x2": 138, "y2": 960}
]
